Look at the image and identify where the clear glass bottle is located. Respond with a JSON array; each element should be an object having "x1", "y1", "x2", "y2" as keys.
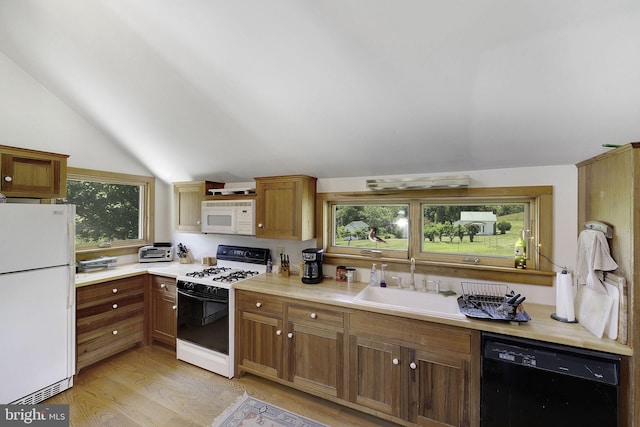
[
  {"x1": 514, "y1": 230, "x2": 527, "y2": 269},
  {"x1": 368, "y1": 263, "x2": 378, "y2": 286}
]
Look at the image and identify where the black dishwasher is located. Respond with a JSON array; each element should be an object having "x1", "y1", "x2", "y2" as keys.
[{"x1": 481, "y1": 332, "x2": 620, "y2": 427}]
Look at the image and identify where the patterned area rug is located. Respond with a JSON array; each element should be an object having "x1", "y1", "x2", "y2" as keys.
[{"x1": 211, "y1": 393, "x2": 329, "y2": 427}]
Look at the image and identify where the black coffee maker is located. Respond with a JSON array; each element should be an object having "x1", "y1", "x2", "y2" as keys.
[{"x1": 301, "y1": 248, "x2": 323, "y2": 284}]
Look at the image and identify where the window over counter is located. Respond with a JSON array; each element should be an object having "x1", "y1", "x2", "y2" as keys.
[
  {"x1": 55, "y1": 167, "x2": 155, "y2": 252},
  {"x1": 319, "y1": 186, "x2": 554, "y2": 286}
]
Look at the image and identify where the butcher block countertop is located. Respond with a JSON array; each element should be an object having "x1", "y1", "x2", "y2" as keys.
[
  {"x1": 235, "y1": 273, "x2": 633, "y2": 357},
  {"x1": 75, "y1": 263, "x2": 632, "y2": 356}
]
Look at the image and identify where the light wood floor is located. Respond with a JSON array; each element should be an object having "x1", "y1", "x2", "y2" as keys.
[{"x1": 45, "y1": 344, "x2": 400, "y2": 427}]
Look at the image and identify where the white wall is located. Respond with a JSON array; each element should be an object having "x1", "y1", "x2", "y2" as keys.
[
  {"x1": 175, "y1": 166, "x2": 577, "y2": 305},
  {"x1": 0, "y1": 52, "x2": 171, "y2": 237}
]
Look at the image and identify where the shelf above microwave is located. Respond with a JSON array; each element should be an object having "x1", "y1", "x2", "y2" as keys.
[{"x1": 208, "y1": 187, "x2": 256, "y2": 196}]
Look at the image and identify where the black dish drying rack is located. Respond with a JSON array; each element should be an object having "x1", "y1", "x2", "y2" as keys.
[{"x1": 457, "y1": 282, "x2": 531, "y2": 322}]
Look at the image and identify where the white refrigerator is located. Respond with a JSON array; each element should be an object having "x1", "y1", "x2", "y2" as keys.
[{"x1": 0, "y1": 203, "x2": 75, "y2": 404}]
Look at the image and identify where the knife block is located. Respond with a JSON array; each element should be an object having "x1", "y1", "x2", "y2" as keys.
[
  {"x1": 178, "y1": 250, "x2": 194, "y2": 264},
  {"x1": 280, "y1": 265, "x2": 290, "y2": 277}
]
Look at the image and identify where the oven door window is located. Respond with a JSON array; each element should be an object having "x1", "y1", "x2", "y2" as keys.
[{"x1": 177, "y1": 290, "x2": 229, "y2": 355}]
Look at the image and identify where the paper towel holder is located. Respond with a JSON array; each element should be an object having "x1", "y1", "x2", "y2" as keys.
[{"x1": 551, "y1": 269, "x2": 578, "y2": 323}]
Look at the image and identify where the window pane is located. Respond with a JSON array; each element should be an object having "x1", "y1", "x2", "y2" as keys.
[
  {"x1": 59, "y1": 180, "x2": 143, "y2": 244},
  {"x1": 422, "y1": 203, "x2": 528, "y2": 258},
  {"x1": 333, "y1": 204, "x2": 409, "y2": 251}
]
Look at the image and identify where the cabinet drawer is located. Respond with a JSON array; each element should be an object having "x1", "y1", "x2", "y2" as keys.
[
  {"x1": 288, "y1": 303, "x2": 344, "y2": 329},
  {"x1": 151, "y1": 276, "x2": 177, "y2": 296},
  {"x1": 77, "y1": 316, "x2": 144, "y2": 369},
  {"x1": 350, "y1": 312, "x2": 472, "y2": 354},
  {"x1": 77, "y1": 276, "x2": 145, "y2": 308},
  {"x1": 237, "y1": 291, "x2": 283, "y2": 316},
  {"x1": 77, "y1": 297, "x2": 144, "y2": 335}
]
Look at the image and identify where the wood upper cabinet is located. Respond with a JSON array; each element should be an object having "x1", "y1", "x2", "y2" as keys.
[
  {"x1": 149, "y1": 275, "x2": 177, "y2": 347},
  {"x1": 254, "y1": 175, "x2": 317, "y2": 240},
  {"x1": 0, "y1": 145, "x2": 68, "y2": 198},
  {"x1": 349, "y1": 311, "x2": 480, "y2": 427},
  {"x1": 173, "y1": 181, "x2": 223, "y2": 232}
]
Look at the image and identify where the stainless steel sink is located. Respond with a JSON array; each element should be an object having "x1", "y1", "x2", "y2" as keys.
[{"x1": 353, "y1": 285, "x2": 463, "y2": 317}]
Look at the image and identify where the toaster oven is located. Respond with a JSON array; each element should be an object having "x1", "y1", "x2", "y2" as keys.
[{"x1": 138, "y1": 245, "x2": 174, "y2": 262}]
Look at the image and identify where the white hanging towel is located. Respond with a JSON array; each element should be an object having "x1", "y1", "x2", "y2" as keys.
[{"x1": 575, "y1": 229, "x2": 618, "y2": 293}]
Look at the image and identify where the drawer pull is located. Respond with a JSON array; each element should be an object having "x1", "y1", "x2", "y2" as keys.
[
  {"x1": 4, "y1": 176, "x2": 12, "y2": 182},
  {"x1": 310, "y1": 312, "x2": 317, "y2": 319},
  {"x1": 112, "y1": 303, "x2": 118, "y2": 309},
  {"x1": 392, "y1": 358, "x2": 399, "y2": 365},
  {"x1": 172, "y1": 305, "x2": 177, "y2": 310},
  {"x1": 160, "y1": 283, "x2": 166, "y2": 288},
  {"x1": 276, "y1": 330, "x2": 282, "y2": 336},
  {"x1": 287, "y1": 332, "x2": 293, "y2": 339},
  {"x1": 112, "y1": 330, "x2": 118, "y2": 335},
  {"x1": 256, "y1": 302, "x2": 262, "y2": 308},
  {"x1": 112, "y1": 288, "x2": 118, "y2": 294},
  {"x1": 410, "y1": 362, "x2": 417, "y2": 370}
]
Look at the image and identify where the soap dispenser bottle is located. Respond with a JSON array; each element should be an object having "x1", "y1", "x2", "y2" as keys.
[
  {"x1": 380, "y1": 264, "x2": 387, "y2": 287},
  {"x1": 368, "y1": 263, "x2": 378, "y2": 287}
]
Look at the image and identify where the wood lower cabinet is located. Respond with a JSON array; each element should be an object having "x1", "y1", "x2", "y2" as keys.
[
  {"x1": 76, "y1": 276, "x2": 146, "y2": 371},
  {"x1": 236, "y1": 291, "x2": 346, "y2": 401},
  {"x1": 236, "y1": 289, "x2": 479, "y2": 426},
  {"x1": 286, "y1": 303, "x2": 346, "y2": 399},
  {"x1": 0, "y1": 144, "x2": 68, "y2": 198},
  {"x1": 350, "y1": 312, "x2": 480, "y2": 427},
  {"x1": 149, "y1": 275, "x2": 177, "y2": 347},
  {"x1": 236, "y1": 291, "x2": 284, "y2": 379}
]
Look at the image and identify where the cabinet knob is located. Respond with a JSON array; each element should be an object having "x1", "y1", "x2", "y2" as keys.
[
  {"x1": 4, "y1": 176, "x2": 12, "y2": 182},
  {"x1": 112, "y1": 330, "x2": 118, "y2": 335},
  {"x1": 112, "y1": 288, "x2": 118, "y2": 294},
  {"x1": 392, "y1": 358, "x2": 399, "y2": 365},
  {"x1": 172, "y1": 305, "x2": 177, "y2": 310},
  {"x1": 258, "y1": 223, "x2": 264, "y2": 228},
  {"x1": 112, "y1": 303, "x2": 118, "y2": 309},
  {"x1": 276, "y1": 330, "x2": 282, "y2": 336},
  {"x1": 256, "y1": 302, "x2": 262, "y2": 308},
  {"x1": 310, "y1": 312, "x2": 317, "y2": 319},
  {"x1": 287, "y1": 332, "x2": 293, "y2": 339},
  {"x1": 160, "y1": 283, "x2": 166, "y2": 288},
  {"x1": 410, "y1": 362, "x2": 417, "y2": 370}
]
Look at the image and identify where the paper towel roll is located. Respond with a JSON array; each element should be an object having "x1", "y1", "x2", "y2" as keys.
[{"x1": 556, "y1": 272, "x2": 575, "y2": 322}]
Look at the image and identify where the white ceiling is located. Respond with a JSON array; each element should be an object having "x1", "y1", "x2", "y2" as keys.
[{"x1": 0, "y1": 0, "x2": 639, "y2": 183}]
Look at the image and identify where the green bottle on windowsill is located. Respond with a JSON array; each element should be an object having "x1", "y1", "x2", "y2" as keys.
[{"x1": 514, "y1": 230, "x2": 526, "y2": 269}]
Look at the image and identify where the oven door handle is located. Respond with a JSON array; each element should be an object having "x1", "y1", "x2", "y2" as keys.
[{"x1": 177, "y1": 288, "x2": 228, "y2": 303}]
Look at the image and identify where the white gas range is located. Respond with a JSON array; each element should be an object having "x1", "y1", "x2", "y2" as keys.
[{"x1": 175, "y1": 245, "x2": 270, "y2": 378}]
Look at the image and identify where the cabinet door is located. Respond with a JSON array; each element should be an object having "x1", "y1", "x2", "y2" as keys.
[
  {"x1": 349, "y1": 335, "x2": 402, "y2": 418},
  {"x1": 287, "y1": 321, "x2": 345, "y2": 399},
  {"x1": 150, "y1": 277, "x2": 177, "y2": 347},
  {"x1": 409, "y1": 348, "x2": 472, "y2": 427},
  {"x1": 174, "y1": 182, "x2": 204, "y2": 232},
  {"x1": 255, "y1": 175, "x2": 316, "y2": 240},
  {"x1": 237, "y1": 310, "x2": 283, "y2": 379},
  {"x1": 1, "y1": 152, "x2": 66, "y2": 198}
]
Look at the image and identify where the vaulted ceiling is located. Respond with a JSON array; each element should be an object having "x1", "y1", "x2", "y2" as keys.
[{"x1": 1, "y1": 1, "x2": 638, "y2": 183}]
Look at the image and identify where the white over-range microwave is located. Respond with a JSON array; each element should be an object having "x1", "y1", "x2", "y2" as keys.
[{"x1": 201, "y1": 200, "x2": 256, "y2": 235}]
